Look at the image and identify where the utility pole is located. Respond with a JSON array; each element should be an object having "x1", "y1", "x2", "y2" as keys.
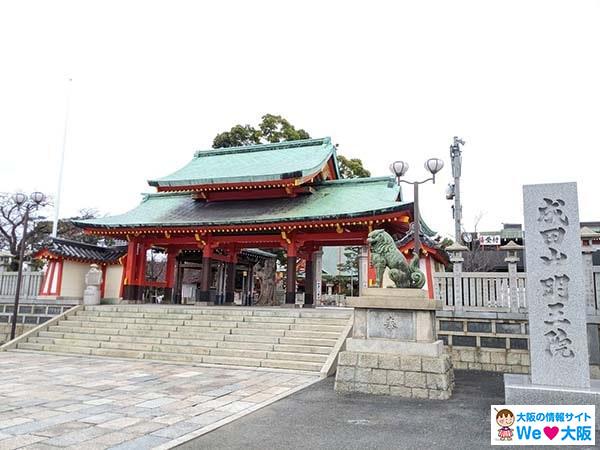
[
  {"x1": 448, "y1": 136, "x2": 465, "y2": 244},
  {"x1": 52, "y1": 78, "x2": 72, "y2": 237}
]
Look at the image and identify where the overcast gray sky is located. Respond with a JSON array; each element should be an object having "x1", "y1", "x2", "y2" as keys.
[{"x1": 1, "y1": 0, "x2": 599, "y2": 238}]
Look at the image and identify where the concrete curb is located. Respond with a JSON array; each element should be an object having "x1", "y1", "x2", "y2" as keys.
[
  {"x1": 320, "y1": 312, "x2": 354, "y2": 378},
  {"x1": 0, "y1": 304, "x2": 83, "y2": 351}
]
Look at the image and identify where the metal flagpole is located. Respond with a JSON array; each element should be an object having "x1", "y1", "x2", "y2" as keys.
[{"x1": 52, "y1": 77, "x2": 72, "y2": 238}]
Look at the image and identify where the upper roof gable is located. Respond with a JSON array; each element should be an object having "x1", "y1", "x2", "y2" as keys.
[{"x1": 148, "y1": 137, "x2": 341, "y2": 190}]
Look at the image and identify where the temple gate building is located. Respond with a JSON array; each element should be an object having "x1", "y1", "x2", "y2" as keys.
[{"x1": 72, "y1": 137, "x2": 438, "y2": 306}]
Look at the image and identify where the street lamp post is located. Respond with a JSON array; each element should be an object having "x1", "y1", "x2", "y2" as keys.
[
  {"x1": 10, "y1": 191, "x2": 46, "y2": 340},
  {"x1": 390, "y1": 158, "x2": 444, "y2": 259}
]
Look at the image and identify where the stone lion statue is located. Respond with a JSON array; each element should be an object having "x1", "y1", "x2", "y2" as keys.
[{"x1": 367, "y1": 229, "x2": 426, "y2": 289}]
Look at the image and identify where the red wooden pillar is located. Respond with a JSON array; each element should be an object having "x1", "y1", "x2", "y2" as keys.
[
  {"x1": 304, "y1": 251, "x2": 314, "y2": 308},
  {"x1": 123, "y1": 240, "x2": 140, "y2": 301},
  {"x1": 199, "y1": 245, "x2": 213, "y2": 302},
  {"x1": 165, "y1": 247, "x2": 177, "y2": 303},
  {"x1": 135, "y1": 243, "x2": 147, "y2": 302},
  {"x1": 285, "y1": 243, "x2": 297, "y2": 305},
  {"x1": 225, "y1": 253, "x2": 236, "y2": 304},
  {"x1": 165, "y1": 250, "x2": 176, "y2": 288}
]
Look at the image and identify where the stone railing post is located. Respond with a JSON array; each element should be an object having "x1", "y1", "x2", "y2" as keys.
[
  {"x1": 500, "y1": 240, "x2": 524, "y2": 312},
  {"x1": 358, "y1": 245, "x2": 369, "y2": 296},
  {"x1": 312, "y1": 249, "x2": 323, "y2": 305},
  {"x1": 581, "y1": 227, "x2": 600, "y2": 314},
  {"x1": 446, "y1": 243, "x2": 468, "y2": 311}
]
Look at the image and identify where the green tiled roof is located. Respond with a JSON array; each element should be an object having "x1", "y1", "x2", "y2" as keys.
[
  {"x1": 148, "y1": 137, "x2": 340, "y2": 188},
  {"x1": 78, "y1": 177, "x2": 408, "y2": 229}
]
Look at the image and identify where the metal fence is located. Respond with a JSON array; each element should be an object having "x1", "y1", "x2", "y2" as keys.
[{"x1": 0, "y1": 271, "x2": 43, "y2": 300}]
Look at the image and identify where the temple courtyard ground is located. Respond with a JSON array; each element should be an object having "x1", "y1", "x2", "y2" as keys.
[
  {"x1": 1, "y1": 353, "x2": 598, "y2": 450},
  {"x1": 0, "y1": 352, "x2": 318, "y2": 449}
]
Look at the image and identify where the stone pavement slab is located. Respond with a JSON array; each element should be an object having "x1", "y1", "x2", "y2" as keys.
[{"x1": 0, "y1": 351, "x2": 318, "y2": 449}]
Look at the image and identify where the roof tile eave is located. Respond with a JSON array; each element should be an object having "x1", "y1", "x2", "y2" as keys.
[{"x1": 78, "y1": 203, "x2": 412, "y2": 231}]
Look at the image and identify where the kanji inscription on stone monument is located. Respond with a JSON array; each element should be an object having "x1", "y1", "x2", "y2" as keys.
[{"x1": 523, "y1": 182, "x2": 590, "y2": 389}]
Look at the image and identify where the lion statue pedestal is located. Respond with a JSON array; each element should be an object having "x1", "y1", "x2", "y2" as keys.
[{"x1": 334, "y1": 288, "x2": 454, "y2": 400}]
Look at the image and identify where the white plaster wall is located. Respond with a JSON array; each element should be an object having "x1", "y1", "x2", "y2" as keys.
[
  {"x1": 60, "y1": 261, "x2": 89, "y2": 299},
  {"x1": 104, "y1": 265, "x2": 123, "y2": 299}
]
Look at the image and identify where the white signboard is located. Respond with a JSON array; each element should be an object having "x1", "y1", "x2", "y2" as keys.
[{"x1": 480, "y1": 235, "x2": 501, "y2": 246}]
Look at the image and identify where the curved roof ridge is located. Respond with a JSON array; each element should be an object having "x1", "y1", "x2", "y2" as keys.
[
  {"x1": 315, "y1": 176, "x2": 394, "y2": 186},
  {"x1": 193, "y1": 137, "x2": 331, "y2": 158}
]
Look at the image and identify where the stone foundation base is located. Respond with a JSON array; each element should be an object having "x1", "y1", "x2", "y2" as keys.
[{"x1": 335, "y1": 351, "x2": 454, "y2": 399}]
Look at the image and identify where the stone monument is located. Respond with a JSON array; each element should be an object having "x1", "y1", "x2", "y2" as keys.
[
  {"x1": 335, "y1": 230, "x2": 453, "y2": 399},
  {"x1": 504, "y1": 182, "x2": 600, "y2": 416},
  {"x1": 83, "y1": 264, "x2": 102, "y2": 305}
]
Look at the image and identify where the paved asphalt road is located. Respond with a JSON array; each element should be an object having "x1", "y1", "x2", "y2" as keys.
[
  {"x1": 180, "y1": 370, "x2": 503, "y2": 450},
  {"x1": 179, "y1": 370, "x2": 599, "y2": 450}
]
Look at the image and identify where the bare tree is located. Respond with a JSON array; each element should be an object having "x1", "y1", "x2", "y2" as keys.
[
  {"x1": 0, "y1": 193, "x2": 50, "y2": 270},
  {"x1": 462, "y1": 211, "x2": 501, "y2": 272}
]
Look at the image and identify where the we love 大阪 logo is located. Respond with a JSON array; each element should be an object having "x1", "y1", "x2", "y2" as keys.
[{"x1": 490, "y1": 405, "x2": 595, "y2": 446}]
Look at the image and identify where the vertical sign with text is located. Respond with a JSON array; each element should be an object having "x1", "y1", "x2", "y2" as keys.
[{"x1": 523, "y1": 182, "x2": 590, "y2": 388}]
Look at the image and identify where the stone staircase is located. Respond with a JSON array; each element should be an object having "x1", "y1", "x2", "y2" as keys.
[{"x1": 13, "y1": 305, "x2": 352, "y2": 374}]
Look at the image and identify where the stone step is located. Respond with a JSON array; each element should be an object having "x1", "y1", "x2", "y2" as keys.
[
  {"x1": 223, "y1": 334, "x2": 279, "y2": 344},
  {"x1": 102, "y1": 334, "x2": 164, "y2": 345},
  {"x1": 216, "y1": 341, "x2": 275, "y2": 352},
  {"x1": 28, "y1": 337, "x2": 54, "y2": 345},
  {"x1": 51, "y1": 338, "x2": 102, "y2": 348},
  {"x1": 64, "y1": 319, "x2": 119, "y2": 328},
  {"x1": 168, "y1": 330, "x2": 228, "y2": 341},
  {"x1": 75, "y1": 315, "x2": 135, "y2": 323},
  {"x1": 202, "y1": 355, "x2": 262, "y2": 368},
  {"x1": 208, "y1": 347, "x2": 268, "y2": 359},
  {"x1": 175, "y1": 326, "x2": 233, "y2": 334},
  {"x1": 182, "y1": 319, "x2": 238, "y2": 328},
  {"x1": 235, "y1": 322, "x2": 291, "y2": 330},
  {"x1": 230, "y1": 328, "x2": 285, "y2": 337},
  {"x1": 260, "y1": 359, "x2": 322, "y2": 372},
  {"x1": 290, "y1": 324, "x2": 345, "y2": 332},
  {"x1": 144, "y1": 351, "x2": 204, "y2": 364},
  {"x1": 298, "y1": 311, "x2": 352, "y2": 320},
  {"x1": 283, "y1": 330, "x2": 341, "y2": 339},
  {"x1": 48, "y1": 325, "x2": 96, "y2": 335},
  {"x1": 293, "y1": 317, "x2": 351, "y2": 326},
  {"x1": 159, "y1": 337, "x2": 220, "y2": 347},
  {"x1": 40, "y1": 330, "x2": 110, "y2": 341},
  {"x1": 278, "y1": 336, "x2": 337, "y2": 347},
  {"x1": 266, "y1": 351, "x2": 328, "y2": 363},
  {"x1": 149, "y1": 344, "x2": 211, "y2": 356},
  {"x1": 16, "y1": 306, "x2": 348, "y2": 373},
  {"x1": 74, "y1": 314, "x2": 188, "y2": 326},
  {"x1": 126, "y1": 323, "x2": 180, "y2": 332},
  {"x1": 100, "y1": 341, "x2": 157, "y2": 352},
  {"x1": 42, "y1": 344, "x2": 94, "y2": 355},
  {"x1": 117, "y1": 328, "x2": 171, "y2": 338},
  {"x1": 17, "y1": 342, "x2": 44, "y2": 351},
  {"x1": 273, "y1": 344, "x2": 332, "y2": 355},
  {"x1": 242, "y1": 316, "x2": 296, "y2": 324}
]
